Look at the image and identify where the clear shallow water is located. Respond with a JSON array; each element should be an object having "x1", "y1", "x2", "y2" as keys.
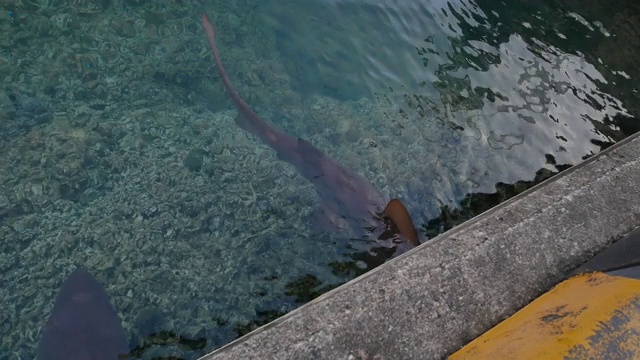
[{"x1": 0, "y1": 0, "x2": 637, "y2": 358}]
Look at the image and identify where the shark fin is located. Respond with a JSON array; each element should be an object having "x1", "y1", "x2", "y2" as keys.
[
  {"x1": 383, "y1": 199, "x2": 420, "y2": 247},
  {"x1": 36, "y1": 267, "x2": 129, "y2": 359}
]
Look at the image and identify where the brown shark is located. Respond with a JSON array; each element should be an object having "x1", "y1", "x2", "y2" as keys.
[
  {"x1": 36, "y1": 267, "x2": 128, "y2": 360},
  {"x1": 201, "y1": 13, "x2": 420, "y2": 249}
]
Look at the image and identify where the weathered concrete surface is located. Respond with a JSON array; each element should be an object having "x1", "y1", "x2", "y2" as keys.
[{"x1": 200, "y1": 132, "x2": 640, "y2": 360}]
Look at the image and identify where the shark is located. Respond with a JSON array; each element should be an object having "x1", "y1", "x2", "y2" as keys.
[
  {"x1": 36, "y1": 267, "x2": 129, "y2": 360},
  {"x1": 201, "y1": 13, "x2": 420, "y2": 252}
]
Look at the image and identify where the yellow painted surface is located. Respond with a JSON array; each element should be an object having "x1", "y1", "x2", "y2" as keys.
[{"x1": 450, "y1": 272, "x2": 640, "y2": 360}]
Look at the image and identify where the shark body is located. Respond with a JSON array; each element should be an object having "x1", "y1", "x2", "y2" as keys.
[{"x1": 201, "y1": 14, "x2": 419, "y2": 249}]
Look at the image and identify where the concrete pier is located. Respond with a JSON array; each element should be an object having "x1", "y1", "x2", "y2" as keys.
[{"x1": 200, "y1": 132, "x2": 640, "y2": 360}]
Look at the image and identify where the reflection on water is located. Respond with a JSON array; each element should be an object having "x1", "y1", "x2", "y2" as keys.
[
  {"x1": 0, "y1": 0, "x2": 638, "y2": 358},
  {"x1": 268, "y1": 0, "x2": 633, "y2": 196}
]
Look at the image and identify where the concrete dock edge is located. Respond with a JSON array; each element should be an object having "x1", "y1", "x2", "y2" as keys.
[{"x1": 200, "y1": 132, "x2": 640, "y2": 360}]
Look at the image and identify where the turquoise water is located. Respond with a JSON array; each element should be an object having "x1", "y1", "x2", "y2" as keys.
[{"x1": 0, "y1": 0, "x2": 637, "y2": 358}]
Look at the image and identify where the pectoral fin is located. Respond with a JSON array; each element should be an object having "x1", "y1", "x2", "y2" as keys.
[{"x1": 382, "y1": 199, "x2": 420, "y2": 247}]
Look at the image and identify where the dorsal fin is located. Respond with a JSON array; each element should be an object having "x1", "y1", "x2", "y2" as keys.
[{"x1": 383, "y1": 199, "x2": 420, "y2": 247}]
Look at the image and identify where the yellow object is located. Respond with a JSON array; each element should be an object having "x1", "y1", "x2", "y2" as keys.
[{"x1": 450, "y1": 272, "x2": 640, "y2": 359}]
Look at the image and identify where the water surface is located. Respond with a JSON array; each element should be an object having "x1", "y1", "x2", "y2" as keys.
[{"x1": 0, "y1": 0, "x2": 637, "y2": 358}]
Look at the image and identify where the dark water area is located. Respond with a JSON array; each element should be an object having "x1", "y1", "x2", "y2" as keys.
[{"x1": 0, "y1": 0, "x2": 638, "y2": 359}]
